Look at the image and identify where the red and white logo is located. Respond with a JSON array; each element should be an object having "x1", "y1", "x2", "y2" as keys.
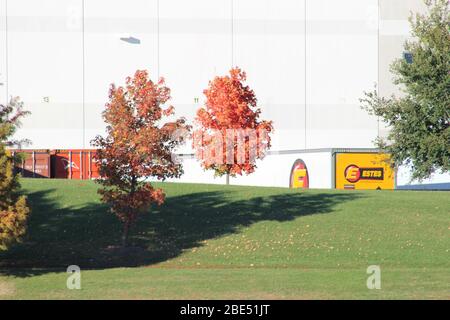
[
  {"x1": 61, "y1": 158, "x2": 79, "y2": 170},
  {"x1": 344, "y1": 164, "x2": 384, "y2": 183},
  {"x1": 344, "y1": 165, "x2": 361, "y2": 183}
]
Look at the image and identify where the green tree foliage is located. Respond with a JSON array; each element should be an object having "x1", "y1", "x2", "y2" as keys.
[
  {"x1": 361, "y1": 0, "x2": 449, "y2": 180},
  {"x1": 0, "y1": 97, "x2": 31, "y2": 250}
]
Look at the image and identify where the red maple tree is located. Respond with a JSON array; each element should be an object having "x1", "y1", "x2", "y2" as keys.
[
  {"x1": 92, "y1": 70, "x2": 190, "y2": 246},
  {"x1": 193, "y1": 68, "x2": 273, "y2": 183}
]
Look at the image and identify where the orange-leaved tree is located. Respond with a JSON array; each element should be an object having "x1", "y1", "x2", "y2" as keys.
[
  {"x1": 92, "y1": 70, "x2": 190, "y2": 247},
  {"x1": 193, "y1": 67, "x2": 273, "y2": 184}
]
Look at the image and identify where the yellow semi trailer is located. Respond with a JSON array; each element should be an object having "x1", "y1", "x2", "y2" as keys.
[
  {"x1": 288, "y1": 148, "x2": 395, "y2": 190},
  {"x1": 334, "y1": 152, "x2": 395, "y2": 190}
]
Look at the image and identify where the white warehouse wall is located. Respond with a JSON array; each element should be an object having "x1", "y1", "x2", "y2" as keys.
[
  {"x1": 164, "y1": 151, "x2": 333, "y2": 189},
  {"x1": 5, "y1": 0, "x2": 84, "y2": 149},
  {"x1": 3, "y1": 0, "x2": 445, "y2": 189},
  {"x1": 84, "y1": 0, "x2": 159, "y2": 148},
  {"x1": 378, "y1": 0, "x2": 426, "y2": 139},
  {"x1": 2, "y1": 0, "x2": 386, "y2": 151},
  {"x1": 158, "y1": 0, "x2": 232, "y2": 150},
  {"x1": 164, "y1": 156, "x2": 227, "y2": 186},
  {"x1": 231, "y1": 151, "x2": 333, "y2": 189},
  {"x1": 0, "y1": 0, "x2": 7, "y2": 105},
  {"x1": 233, "y1": 0, "x2": 306, "y2": 151},
  {"x1": 306, "y1": 0, "x2": 379, "y2": 149}
]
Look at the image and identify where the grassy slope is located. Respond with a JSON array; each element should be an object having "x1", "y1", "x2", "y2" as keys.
[{"x1": 0, "y1": 179, "x2": 449, "y2": 299}]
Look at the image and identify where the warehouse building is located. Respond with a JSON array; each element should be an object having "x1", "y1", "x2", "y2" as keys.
[{"x1": 1, "y1": 0, "x2": 448, "y2": 189}]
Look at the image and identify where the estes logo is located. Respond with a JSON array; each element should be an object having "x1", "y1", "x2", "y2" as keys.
[{"x1": 344, "y1": 164, "x2": 384, "y2": 183}]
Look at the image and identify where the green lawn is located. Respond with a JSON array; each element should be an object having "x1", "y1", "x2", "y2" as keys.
[{"x1": 0, "y1": 179, "x2": 449, "y2": 299}]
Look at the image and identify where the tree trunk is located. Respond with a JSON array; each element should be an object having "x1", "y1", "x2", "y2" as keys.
[
  {"x1": 226, "y1": 173, "x2": 230, "y2": 185},
  {"x1": 122, "y1": 176, "x2": 136, "y2": 247},
  {"x1": 122, "y1": 220, "x2": 130, "y2": 247}
]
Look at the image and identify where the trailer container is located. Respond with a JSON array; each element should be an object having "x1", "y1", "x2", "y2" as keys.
[
  {"x1": 52, "y1": 149, "x2": 99, "y2": 180},
  {"x1": 10, "y1": 149, "x2": 99, "y2": 180},
  {"x1": 12, "y1": 150, "x2": 51, "y2": 178}
]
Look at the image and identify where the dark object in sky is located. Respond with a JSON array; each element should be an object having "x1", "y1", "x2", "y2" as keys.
[
  {"x1": 403, "y1": 51, "x2": 413, "y2": 64},
  {"x1": 120, "y1": 36, "x2": 141, "y2": 44}
]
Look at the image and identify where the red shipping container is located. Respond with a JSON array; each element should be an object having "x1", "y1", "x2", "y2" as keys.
[
  {"x1": 13, "y1": 150, "x2": 51, "y2": 178},
  {"x1": 52, "y1": 150, "x2": 99, "y2": 180},
  {"x1": 10, "y1": 149, "x2": 99, "y2": 180}
]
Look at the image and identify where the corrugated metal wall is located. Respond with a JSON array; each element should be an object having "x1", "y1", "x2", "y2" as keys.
[
  {"x1": 0, "y1": 0, "x2": 418, "y2": 151},
  {"x1": 1, "y1": 0, "x2": 436, "y2": 188}
]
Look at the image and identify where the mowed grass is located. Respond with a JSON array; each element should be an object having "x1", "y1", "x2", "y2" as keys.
[{"x1": 0, "y1": 178, "x2": 449, "y2": 299}]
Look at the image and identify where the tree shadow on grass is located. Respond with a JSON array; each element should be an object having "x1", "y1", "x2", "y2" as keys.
[{"x1": 0, "y1": 186, "x2": 363, "y2": 277}]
